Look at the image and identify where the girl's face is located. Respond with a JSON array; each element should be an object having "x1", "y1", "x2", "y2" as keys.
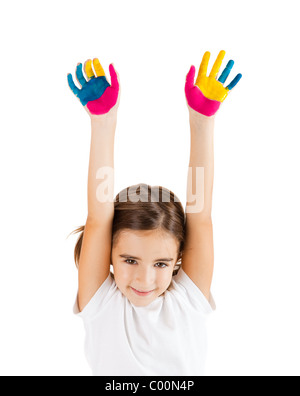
[{"x1": 111, "y1": 229, "x2": 180, "y2": 307}]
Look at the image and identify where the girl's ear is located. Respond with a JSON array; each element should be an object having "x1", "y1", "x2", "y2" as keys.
[{"x1": 173, "y1": 253, "x2": 182, "y2": 276}]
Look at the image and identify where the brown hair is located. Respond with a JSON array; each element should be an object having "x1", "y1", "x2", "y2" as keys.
[{"x1": 70, "y1": 184, "x2": 186, "y2": 275}]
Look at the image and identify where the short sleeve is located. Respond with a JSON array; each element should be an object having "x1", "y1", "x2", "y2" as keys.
[
  {"x1": 73, "y1": 273, "x2": 116, "y2": 320},
  {"x1": 172, "y1": 269, "x2": 216, "y2": 314}
]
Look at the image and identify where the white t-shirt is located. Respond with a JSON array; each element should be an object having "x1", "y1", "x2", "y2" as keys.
[{"x1": 74, "y1": 269, "x2": 215, "y2": 376}]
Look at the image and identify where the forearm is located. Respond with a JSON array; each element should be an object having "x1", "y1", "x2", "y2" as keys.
[
  {"x1": 87, "y1": 114, "x2": 117, "y2": 222},
  {"x1": 186, "y1": 108, "x2": 215, "y2": 220}
]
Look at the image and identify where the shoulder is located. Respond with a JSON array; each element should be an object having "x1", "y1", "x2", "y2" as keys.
[
  {"x1": 74, "y1": 272, "x2": 120, "y2": 319},
  {"x1": 169, "y1": 269, "x2": 216, "y2": 314}
]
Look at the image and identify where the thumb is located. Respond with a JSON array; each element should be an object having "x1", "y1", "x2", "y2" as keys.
[
  {"x1": 109, "y1": 63, "x2": 119, "y2": 89},
  {"x1": 185, "y1": 65, "x2": 196, "y2": 89}
]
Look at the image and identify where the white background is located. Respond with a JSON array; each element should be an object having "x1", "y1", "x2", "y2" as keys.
[{"x1": 0, "y1": 0, "x2": 299, "y2": 376}]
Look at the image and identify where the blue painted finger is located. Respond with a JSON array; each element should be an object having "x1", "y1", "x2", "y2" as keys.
[
  {"x1": 67, "y1": 74, "x2": 80, "y2": 96},
  {"x1": 75, "y1": 63, "x2": 87, "y2": 87},
  {"x1": 218, "y1": 60, "x2": 234, "y2": 84},
  {"x1": 226, "y1": 73, "x2": 242, "y2": 90}
]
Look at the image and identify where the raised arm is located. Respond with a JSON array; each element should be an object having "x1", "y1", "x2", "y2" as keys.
[
  {"x1": 87, "y1": 114, "x2": 117, "y2": 222},
  {"x1": 67, "y1": 59, "x2": 120, "y2": 310},
  {"x1": 182, "y1": 50, "x2": 242, "y2": 299}
]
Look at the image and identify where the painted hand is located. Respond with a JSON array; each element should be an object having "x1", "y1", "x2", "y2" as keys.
[
  {"x1": 185, "y1": 50, "x2": 242, "y2": 116},
  {"x1": 67, "y1": 59, "x2": 119, "y2": 115}
]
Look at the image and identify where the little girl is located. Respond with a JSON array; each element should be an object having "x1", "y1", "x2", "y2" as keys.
[{"x1": 67, "y1": 51, "x2": 242, "y2": 376}]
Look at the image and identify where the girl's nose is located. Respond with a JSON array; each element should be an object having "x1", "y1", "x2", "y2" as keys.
[{"x1": 135, "y1": 266, "x2": 154, "y2": 287}]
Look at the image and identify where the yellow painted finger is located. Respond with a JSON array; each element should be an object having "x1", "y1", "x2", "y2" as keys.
[
  {"x1": 209, "y1": 50, "x2": 226, "y2": 79},
  {"x1": 84, "y1": 59, "x2": 95, "y2": 79},
  {"x1": 196, "y1": 51, "x2": 210, "y2": 86},
  {"x1": 93, "y1": 58, "x2": 106, "y2": 77}
]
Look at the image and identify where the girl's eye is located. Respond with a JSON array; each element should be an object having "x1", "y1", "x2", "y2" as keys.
[
  {"x1": 125, "y1": 259, "x2": 137, "y2": 265},
  {"x1": 155, "y1": 262, "x2": 168, "y2": 268},
  {"x1": 124, "y1": 260, "x2": 168, "y2": 268}
]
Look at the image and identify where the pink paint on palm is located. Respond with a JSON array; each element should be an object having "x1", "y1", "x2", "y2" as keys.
[
  {"x1": 87, "y1": 64, "x2": 119, "y2": 115},
  {"x1": 185, "y1": 65, "x2": 220, "y2": 117}
]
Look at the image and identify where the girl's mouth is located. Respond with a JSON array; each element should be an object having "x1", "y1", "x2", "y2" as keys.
[{"x1": 130, "y1": 287, "x2": 154, "y2": 297}]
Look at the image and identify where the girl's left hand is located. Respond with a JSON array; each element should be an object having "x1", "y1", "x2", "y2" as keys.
[
  {"x1": 67, "y1": 58, "x2": 120, "y2": 117},
  {"x1": 185, "y1": 50, "x2": 242, "y2": 117}
]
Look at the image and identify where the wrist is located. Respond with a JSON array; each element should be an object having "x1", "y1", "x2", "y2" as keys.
[
  {"x1": 188, "y1": 105, "x2": 215, "y2": 120},
  {"x1": 90, "y1": 110, "x2": 118, "y2": 129},
  {"x1": 188, "y1": 107, "x2": 215, "y2": 130}
]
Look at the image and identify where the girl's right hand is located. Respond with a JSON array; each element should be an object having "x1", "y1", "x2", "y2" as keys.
[{"x1": 67, "y1": 58, "x2": 120, "y2": 117}]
